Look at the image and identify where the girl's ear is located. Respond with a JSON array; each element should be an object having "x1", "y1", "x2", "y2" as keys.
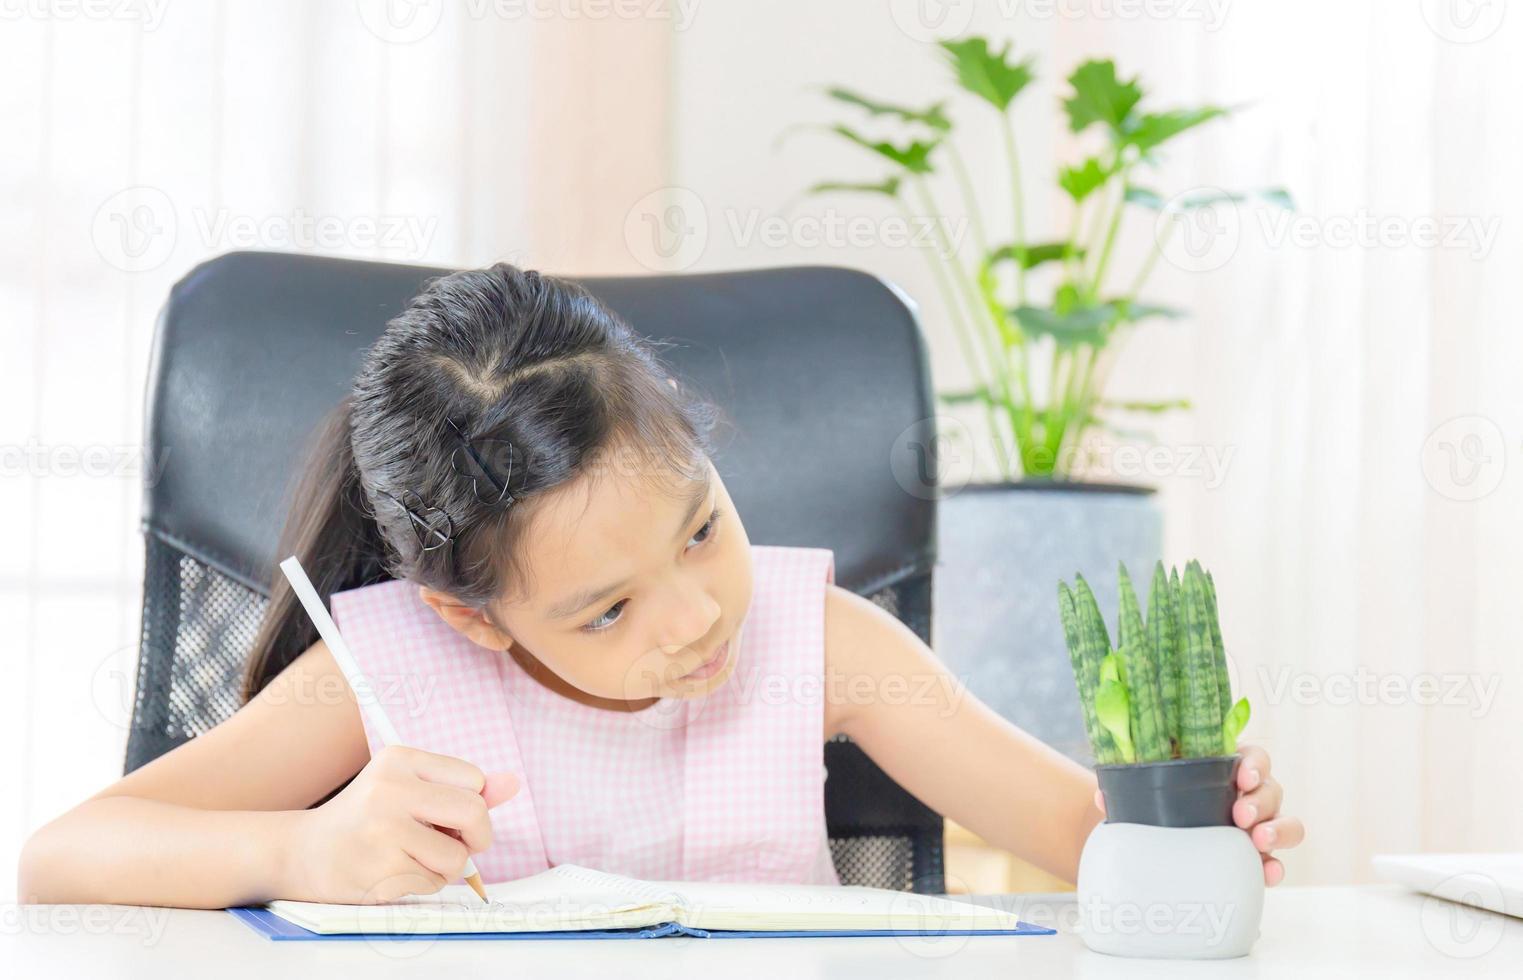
[{"x1": 417, "y1": 586, "x2": 515, "y2": 652}]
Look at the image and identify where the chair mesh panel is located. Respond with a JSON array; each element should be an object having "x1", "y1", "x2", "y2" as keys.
[{"x1": 127, "y1": 535, "x2": 944, "y2": 892}]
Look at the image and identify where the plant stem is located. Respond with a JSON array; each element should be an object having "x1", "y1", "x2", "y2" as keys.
[
  {"x1": 911, "y1": 176, "x2": 1030, "y2": 470},
  {"x1": 1090, "y1": 181, "x2": 1128, "y2": 296},
  {"x1": 998, "y1": 114, "x2": 1028, "y2": 307},
  {"x1": 1126, "y1": 217, "x2": 1173, "y2": 300},
  {"x1": 945, "y1": 143, "x2": 989, "y2": 258},
  {"x1": 896, "y1": 196, "x2": 1012, "y2": 478}
]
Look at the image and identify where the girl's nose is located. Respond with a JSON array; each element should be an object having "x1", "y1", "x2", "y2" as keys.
[{"x1": 658, "y1": 580, "x2": 722, "y2": 653}]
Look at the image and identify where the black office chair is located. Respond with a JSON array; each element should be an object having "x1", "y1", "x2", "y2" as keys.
[{"x1": 127, "y1": 250, "x2": 945, "y2": 893}]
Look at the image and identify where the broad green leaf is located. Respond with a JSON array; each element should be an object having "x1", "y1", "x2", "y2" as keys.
[
  {"x1": 829, "y1": 124, "x2": 940, "y2": 174},
  {"x1": 1059, "y1": 157, "x2": 1112, "y2": 202},
  {"x1": 1258, "y1": 187, "x2": 1295, "y2": 209},
  {"x1": 824, "y1": 87, "x2": 951, "y2": 131},
  {"x1": 987, "y1": 241, "x2": 1082, "y2": 271},
  {"x1": 1100, "y1": 398, "x2": 1193, "y2": 414},
  {"x1": 1221, "y1": 696, "x2": 1251, "y2": 754},
  {"x1": 939, "y1": 387, "x2": 1000, "y2": 406},
  {"x1": 1126, "y1": 186, "x2": 1293, "y2": 213},
  {"x1": 1012, "y1": 303, "x2": 1115, "y2": 348},
  {"x1": 806, "y1": 176, "x2": 903, "y2": 198},
  {"x1": 1053, "y1": 281, "x2": 1095, "y2": 314},
  {"x1": 1123, "y1": 106, "x2": 1227, "y2": 154},
  {"x1": 939, "y1": 37, "x2": 1035, "y2": 111},
  {"x1": 1063, "y1": 59, "x2": 1142, "y2": 134},
  {"x1": 1124, "y1": 186, "x2": 1165, "y2": 210},
  {"x1": 1112, "y1": 299, "x2": 1184, "y2": 322}
]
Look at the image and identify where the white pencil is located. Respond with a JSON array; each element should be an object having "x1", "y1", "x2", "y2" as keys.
[{"x1": 278, "y1": 554, "x2": 490, "y2": 903}]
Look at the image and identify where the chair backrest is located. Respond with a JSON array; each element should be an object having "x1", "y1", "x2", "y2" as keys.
[{"x1": 129, "y1": 251, "x2": 944, "y2": 892}]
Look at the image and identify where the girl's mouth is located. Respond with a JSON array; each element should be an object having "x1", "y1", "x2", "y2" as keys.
[{"x1": 679, "y1": 638, "x2": 730, "y2": 680}]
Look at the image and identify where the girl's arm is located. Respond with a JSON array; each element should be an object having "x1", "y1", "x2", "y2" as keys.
[
  {"x1": 821, "y1": 584, "x2": 1301, "y2": 886},
  {"x1": 17, "y1": 641, "x2": 369, "y2": 907},
  {"x1": 821, "y1": 585, "x2": 1101, "y2": 884}
]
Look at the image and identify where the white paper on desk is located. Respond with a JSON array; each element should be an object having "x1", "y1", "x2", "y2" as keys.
[{"x1": 264, "y1": 864, "x2": 1022, "y2": 936}]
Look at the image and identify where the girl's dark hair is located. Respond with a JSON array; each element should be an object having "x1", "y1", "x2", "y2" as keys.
[{"x1": 242, "y1": 263, "x2": 723, "y2": 704}]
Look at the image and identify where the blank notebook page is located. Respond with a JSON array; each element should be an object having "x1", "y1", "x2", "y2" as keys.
[{"x1": 264, "y1": 864, "x2": 1022, "y2": 935}]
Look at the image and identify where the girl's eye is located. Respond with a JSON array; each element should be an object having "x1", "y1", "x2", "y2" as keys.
[
  {"x1": 583, "y1": 599, "x2": 627, "y2": 633},
  {"x1": 688, "y1": 505, "x2": 722, "y2": 549},
  {"x1": 580, "y1": 506, "x2": 723, "y2": 635}
]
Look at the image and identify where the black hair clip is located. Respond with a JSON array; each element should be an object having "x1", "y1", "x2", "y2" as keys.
[
  {"x1": 376, "y1": 488, "x2": 454, "y2": 552},
  {"x1": 446, "y1": 416, "x2": 516, "y2": 506}
]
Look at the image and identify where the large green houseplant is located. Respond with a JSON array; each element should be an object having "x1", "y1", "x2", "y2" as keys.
[
  {"x1": 796, "y1": 37, "x2": 1288, "y2": 480},
  {"x1": 1057, "y1": 560, "x2": 1262, "y2": 959}
]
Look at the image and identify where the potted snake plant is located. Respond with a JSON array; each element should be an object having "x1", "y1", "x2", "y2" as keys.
[{"x1": 1057, "y1": 560, "x2": 1261, "y2": 959}]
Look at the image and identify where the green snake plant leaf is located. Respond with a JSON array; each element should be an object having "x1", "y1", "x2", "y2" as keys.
[
  {"x1": 939, "y1": 37, "x2": 1035, "y2": 111},
  {"x1": 823, "y1": 87, "x2": 952, "y2": 131},
  {"x1": 1072, "y1": 575, "x2": 1120, "y2": 763},
  {"x1": 1095, "y1": 652, "x2": 1136, "y2": 764},
  {"x1": 1117, "y1": 565, "x2": 1168, "y2": 761},
  {"x1": 1179, "y1": 564, "x2": 1224, "y2": 757},
  {"x1": 1221, "y1": 696, "x2": 1251, "y2": 755},
  {"x1": 1063, "y1": 59, "x2": 1142, "y2": 135},
  {"x1": 1148, "y1": 561, "x2": 1182, "y2": 755},
  {"x1": 1059, "y1": 581, "x2": 1107, "y2": 761}
]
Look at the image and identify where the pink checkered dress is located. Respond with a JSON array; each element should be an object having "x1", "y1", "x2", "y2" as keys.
[{"x1": 328, "y1": 544, "x2": 840, "y2": 887}]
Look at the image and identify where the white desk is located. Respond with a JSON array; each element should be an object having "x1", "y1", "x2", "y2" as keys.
[{"x1": 3, "y1": 885, "x2": 1519, "y2": 977}]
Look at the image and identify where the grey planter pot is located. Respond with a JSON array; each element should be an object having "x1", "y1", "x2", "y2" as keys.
[{"x1": 931, "y1": 481, "x2": 1162, "y2": 765}]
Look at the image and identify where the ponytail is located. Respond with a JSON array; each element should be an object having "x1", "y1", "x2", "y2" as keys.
[{"x1": 241, "y1": 396, "x2": 389, "y2": 704}]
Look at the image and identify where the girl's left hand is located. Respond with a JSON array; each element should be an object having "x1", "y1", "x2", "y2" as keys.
[
  {"x1": 1092, "y1": 743, "x2": 1305, "y2": 886},
  {"x1": 1229, "y1": 744, "x2": 1304, "y2": 886}
]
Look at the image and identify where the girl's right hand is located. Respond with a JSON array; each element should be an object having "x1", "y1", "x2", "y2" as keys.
[{"x1": 285, "y1": 745, "x2": 520, "y2": 904}]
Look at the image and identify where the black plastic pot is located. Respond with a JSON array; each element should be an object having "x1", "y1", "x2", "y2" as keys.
[{"x1": 1095, "y1": 755, "x2": 1241, "y2": 828}]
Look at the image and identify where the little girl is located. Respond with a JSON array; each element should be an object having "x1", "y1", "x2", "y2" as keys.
[{"x1": 18, "y1": 263, "x2": 1302, "y2": 908}]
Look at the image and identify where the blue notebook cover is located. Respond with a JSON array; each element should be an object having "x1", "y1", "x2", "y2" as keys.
[{"x1": 227, "y1": 906, "x2": 1055, "y2": 941}]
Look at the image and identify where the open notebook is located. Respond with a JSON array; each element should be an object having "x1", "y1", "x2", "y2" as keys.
[{"x1": 230, "y1": 864, "x2": 1053, "y2": 941}]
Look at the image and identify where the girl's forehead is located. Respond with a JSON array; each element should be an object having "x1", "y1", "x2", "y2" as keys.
[{"x1": 508, "y1": 454, "x2": 715, "y2": 609}]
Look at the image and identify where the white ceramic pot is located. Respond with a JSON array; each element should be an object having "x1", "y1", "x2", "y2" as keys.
[{"x1": 1076, "y1": 756, "x2": 1264, "y2": 959}]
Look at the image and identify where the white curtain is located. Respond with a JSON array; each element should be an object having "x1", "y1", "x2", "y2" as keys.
[{"x1": 0, "y1": 0, "x2": 671, "y2": 893}]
